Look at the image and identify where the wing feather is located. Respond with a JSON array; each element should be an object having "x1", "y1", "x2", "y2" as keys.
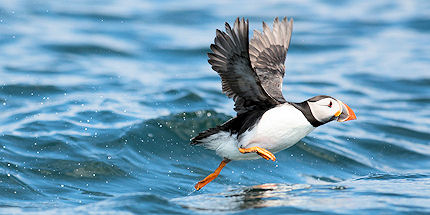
[
  {"x1": 249, "y1": 17, "x2": 293, "y2": 103},
  {"x1": 208, "y1": 18, "x2": 279, "y2": 114}
]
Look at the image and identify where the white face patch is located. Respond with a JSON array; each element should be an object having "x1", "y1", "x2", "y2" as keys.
[{"x1": 307, "y1": 98, "x2": 342, "y2": 123}]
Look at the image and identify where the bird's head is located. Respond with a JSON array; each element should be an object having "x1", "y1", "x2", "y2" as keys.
[{"x1": 307, "y1": 95, "x2": 357, "y2": 124}]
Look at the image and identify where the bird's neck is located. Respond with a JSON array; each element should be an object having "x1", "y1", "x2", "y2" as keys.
[{"x1": 290, "y1": 101, "x2": 324, "y2": 127}]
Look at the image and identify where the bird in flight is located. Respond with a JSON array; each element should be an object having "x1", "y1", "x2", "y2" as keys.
[{"x1": 191, "y1": 17, "x2": 356, "y2": 190}]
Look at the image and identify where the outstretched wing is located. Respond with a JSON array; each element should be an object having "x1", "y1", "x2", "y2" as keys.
[
  {"x1": 249, "y1": 17, "x2": 293, "y2": 103},
  {"x1": 208, "y1": 18, "x2": 279, "y2": 114}
]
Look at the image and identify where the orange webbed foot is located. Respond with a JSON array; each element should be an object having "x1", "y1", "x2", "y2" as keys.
[{"x1": 238, "y1": 146, "x2": 276, "y2": 161}]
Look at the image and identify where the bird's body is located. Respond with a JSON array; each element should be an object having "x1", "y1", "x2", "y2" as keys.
[
  {"x1": 193, "y1": 103, "x2": 314, "y2": 160},
  {"x1": 191, "y1": 17, "x2": 356, "y2": 190}
]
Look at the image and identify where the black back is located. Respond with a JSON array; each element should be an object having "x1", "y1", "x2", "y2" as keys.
[{"x1": 190, "y1": 109, "x2": 268, "y2": 144}]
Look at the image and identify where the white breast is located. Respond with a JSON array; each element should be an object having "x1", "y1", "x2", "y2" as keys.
[{"x1": 241, "y1": 104, "x2": 315, "y2": 153}]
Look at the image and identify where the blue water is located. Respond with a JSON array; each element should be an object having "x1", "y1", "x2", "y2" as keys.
[{"x1": 1, "y1": 0, "x2": 430, "y2": 214}]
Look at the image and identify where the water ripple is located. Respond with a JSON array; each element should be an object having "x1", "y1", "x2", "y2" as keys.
[{"x1": 1, "y1": 0, "x2": 430, "y2": 214}]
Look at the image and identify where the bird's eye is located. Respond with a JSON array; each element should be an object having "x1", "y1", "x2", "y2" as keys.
[{"x1": 328, "y1": 101, "x2": 332, "y2": 108}]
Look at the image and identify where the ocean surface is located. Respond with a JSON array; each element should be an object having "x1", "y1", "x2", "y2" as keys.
[{"x1": 1, "y1": 0, "x2": 430, "y2": 214}]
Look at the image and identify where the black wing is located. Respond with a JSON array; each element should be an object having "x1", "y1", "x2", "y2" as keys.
[
  {"x1": 208, "y1": 18, "x2": 279, "y2": 114},
  {"x1": 249, "y1": 17, "x2": 293, "y2": 103}
]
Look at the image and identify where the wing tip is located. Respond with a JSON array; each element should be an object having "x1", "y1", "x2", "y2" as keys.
[
  {"x1": 289, "y1": 17, "x2": 294, "y2": 26},
  {"x1": 225, "y1": 22, "x2": 232, "y2": 31}
]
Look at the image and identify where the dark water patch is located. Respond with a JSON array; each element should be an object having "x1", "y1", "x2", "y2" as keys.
[
  {"x1": 99, "y1": 98, "x2": 122, "y2": 108},
  {"x1": 338, "y1": 89, "x2": 367, "y2": 97},
  {"x1": 356, "y1": 173, "x2": 429, "y2": 181},
  {"x1": 141, "y1": 90, "x2": 207, "y2": 111},
  {"x1": 148, "y1": 110, "x2": 230, "y2": 142},
  {"x1": 4, "y1": 66, "x2": 59, "y2": 75},
  {"x1": 24, "y1": 159, "x2": 127, "y2": 180},
  {"x1": 398, "y1": 77, "x2": 430, "y2": 87},
  {"x1": 1, "y1": 134, "x2": 115, "y2": 169},
  {"x1": 364, "y1": 122, "x2": 430, "y2": 144},
  {"x1": 405, "y1": 18, "x2": 430, "y2": 32},
  {"x1": 0, "y1": 172, "x2": 44, "y2": 200},
  {"x1": 155, "y1": 9, "x2": 215, "y2": 25},
  {"x1": 118, "y1": 110, "x2": 230, "y2": 152},
  {"x1": 290, "y1": 43, "x2": 349, "y2": 53},
  {"x1": 143, "y1": 89, "x2": 205, "y2": 104},
  {"x1": 163, "y1": 89, "x2": 182, "y2": 95},
  {"x1": 302, "y1": 175, "x2": 343, "y2": 183},
  {"x1": 291, "y1": 81, "x2": 338, "y2": 88},
  {"x1": 0, "y1": 84, "x2": 65, "y2": 97},
  {"x1": 44, "y1": 44, "x2": 134, "y2": 57},
  {"x1": 333, "y1": 20, "x2": 390, "y2": 37},
  {"x1": 3, "y1": 135, "x2": 75, "y2": 159},
  {"x1": 17, "y1": 120, "x2": 79, "y2": 133},
  {"x1": 347, "y1": 19, "x2": 390, "y2": 29},
  {"x1": 53, "y1": 11, "x2": 136, "y2": 22},
  {"x1": 382, "y1": 96, "x2": 430, "y2": 104},
  {"x1": 150, "y1": 46, "x2": 210, "y2": 58},
  {"x1": 67, "y1": 83, "x2": 118, "y2": 93},
  {"x1": 167, "y1": 75, "x2": 221, "y2": 87},
  {"x1": 71, "y1": 110, "x2": 138, "y2": 124},
  {"x1": 346, "y1": 73, "x2": 430, "y2": 94},
  {"x1": 39, "y1": 102, "x2": 75, "y2": 115},
  {"x1": 173, "y1": 92, "x2": 204, "y2": 104},
  {"x1": 73, "y1": 186, "x2": 113, "y2": 198}
]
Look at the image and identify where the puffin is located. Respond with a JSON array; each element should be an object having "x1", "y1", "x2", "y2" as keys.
[{"x1": 191, "y1": 17, "x2": 356, "y2": 190}]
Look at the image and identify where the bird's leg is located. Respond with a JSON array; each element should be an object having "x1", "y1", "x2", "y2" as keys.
[
  {"x1": 194, "y1": 159, "x2": 231, "y2": 190},
  {"x1": 239, "y1": 146, "x2": 276, "y2": 161}
]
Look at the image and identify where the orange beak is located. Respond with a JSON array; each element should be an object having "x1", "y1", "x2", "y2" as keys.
[{"x1": 336, "y1": 101, "x2": 357, "y2": 122}]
